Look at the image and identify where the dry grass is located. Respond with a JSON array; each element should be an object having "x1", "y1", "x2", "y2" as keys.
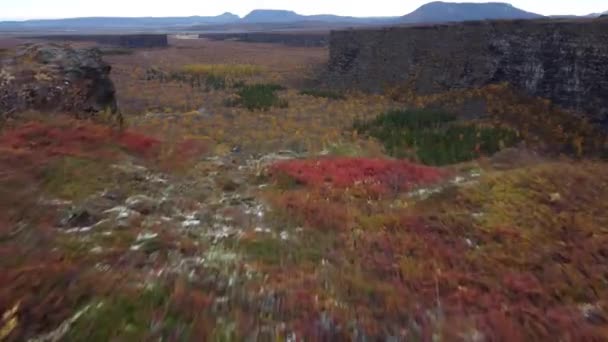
[{"x1": 180, "y1": 63, "x2": 265, "y2": 78}]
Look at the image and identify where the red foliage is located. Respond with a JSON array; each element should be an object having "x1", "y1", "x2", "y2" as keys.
[
  {"x1": 270, "y1": 157, "x2": 447, "y2": 195},
  {"x1": 272, "y1": 189, "x2": 351, "y2": 231},
  {"x1": 0, "y1": 120, "x2": 160, "y2": 158}
]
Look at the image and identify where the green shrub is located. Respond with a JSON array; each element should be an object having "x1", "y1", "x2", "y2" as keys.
[
  {"x1": 355, "y1": 109, "x2": 457, "y2": 133},
  {"x1": 203, "y1": 74, "x2": 226, "y2": 90},
  {"x1": 355, "y1": 109, "x2": 520, "y2": 165},
  {"x1": 232, "y1": 84, "x2": 287, "y2": 111},
  {"x1": 300, "y1": 88, "x2": 345, "y2": 100}
]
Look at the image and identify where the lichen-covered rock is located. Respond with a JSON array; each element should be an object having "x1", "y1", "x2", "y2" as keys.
[
  {"x1": 0, "y1": 43, "x2": 118, "y2": 118},
  {"x1": 327, "y1": 18, "x2": 608, "y2": 127}
]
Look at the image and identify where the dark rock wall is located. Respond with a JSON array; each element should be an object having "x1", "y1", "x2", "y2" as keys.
[
  {"x1": 200, "y1": 32, "x2": 328, "y2": 47},
  {"x1": 33, "y1": 34, "x2": 169, "y2": 48},
  {"x1": 327, "y1": 18, "x2": 608, "y2": 125}
]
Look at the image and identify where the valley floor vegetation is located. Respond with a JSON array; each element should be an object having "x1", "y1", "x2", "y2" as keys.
[{"x1": 1, "y1": 36, "x2": 607, "y2": 341}]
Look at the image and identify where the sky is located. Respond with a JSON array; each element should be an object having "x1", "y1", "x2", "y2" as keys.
[{"x1": 0, "y1": 0, "x2": 606, "y2": 20}]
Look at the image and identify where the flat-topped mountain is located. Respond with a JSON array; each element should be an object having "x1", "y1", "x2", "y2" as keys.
[
  {"x1": 242, "y1": 10, "x2": 303, "y2": 23},
  {"x1": 401, "y1": 1, "x2": 542, "y2": 23}
]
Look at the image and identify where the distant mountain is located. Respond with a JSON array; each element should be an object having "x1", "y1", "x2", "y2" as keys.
[
  {"x1": 0, "y1": 2, "x2": 553, "y2": 32},
  {"x1": 401, "y1": 1, "x2": 543, "y2": 23},
  {"x1": 0, "y1": 13, "x2": 240, "y2": 30},
  {"x1": 241, "y1": 9, "x2": 394, "y2": 24},
  {"x1": 242, "y1": 10, "x2": 304, "y2": 23}
]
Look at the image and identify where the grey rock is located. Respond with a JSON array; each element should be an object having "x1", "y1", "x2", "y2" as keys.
[
  {"x1": 193, "y1": 209, "x2": 212, "y2": 222},
  {"x1": 104, "y1": 206, "x2": 142, "y2": 229},
  {"x1": 125, "y1": 195, "x2": 158, "y2": 215},
  {"x1": 157, "y1": 197, "x2": 176, "y2": 216},
  {"x1": 60, "y1": 208, "x2": 98, "y2": 228}
]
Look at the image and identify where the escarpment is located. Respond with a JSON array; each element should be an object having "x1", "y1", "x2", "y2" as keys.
[{"x1": 327, "y1": 18, "x2": 608, "y2": 126}]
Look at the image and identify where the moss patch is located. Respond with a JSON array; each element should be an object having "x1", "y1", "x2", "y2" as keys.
[
  {"x1": 230, "y1": 84, "x2": 288, "y2": 111},
  {"x1": 41, "y1": 157, "x2": 113, "y2": 201},
  {"x1": 65, "y1": 285, "x2": 186, "y2": 341}
]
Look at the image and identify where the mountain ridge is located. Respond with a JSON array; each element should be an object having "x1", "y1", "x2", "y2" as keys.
[
  {"x1": 2, "y1": 2, "x2": 604, "y2": 31},
  {"x1": 401, "y1": 1, "x2": 542, "y2": 23}
]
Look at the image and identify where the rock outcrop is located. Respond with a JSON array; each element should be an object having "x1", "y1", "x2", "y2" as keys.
[
  {"x1": 33, "y1": 34, "x2": 169, "y2": 48},
  {"x1": 200, "y1": 32, "x2": 328, "y2": 47},
  {"x1": 0, "y1": 43, "x2": 118, "y2": 117},
  {"x1": 327, "y1": 18, "x2": 608, "y2": 126}
]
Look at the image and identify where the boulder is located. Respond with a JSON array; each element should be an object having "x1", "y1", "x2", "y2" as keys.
[
  {"x1": 60, "y1": 208, "x2": 98, "y2": 228},
  {"x1": 0, "y1": 43, "x2": 118, "y2": 118}
]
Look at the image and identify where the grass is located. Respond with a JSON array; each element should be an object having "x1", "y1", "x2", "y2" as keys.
[
  {"x1": 99, "y1": 48, "x2": 135, "y2": 56},
  {"x1": 173, "y1": 64, "x2": 266, "y2": 91},
  {"x1": 180, "y1": 64, "x2": 264, "y2": 79},
  {"x1": 355, "y1": 109, "x2": 520, "y2": 165},
  {"x1": 65, "y1": 285, "x2": 177, "y2": 341},
  {"x1": 6, "y1": 39, "x2": 608, "y2": 341},
  {"x1": 388, "y1": 83, "x2": 608, "y2": 158},
  {"x1": 41, "y1": 157, "x2": 111, "y2": 201},
  {"x1": 230, "y1": 84, "x2": 288, "y2": 111},
  {"x1": 258, "y1": 160, "x2": 608, "y2": 340},
  {"x1": 300, "y1": 88, "x2": 345, "y2": 100},
  {"x1": 239, "y1": 235, "x2": 327, "y2": 266}
]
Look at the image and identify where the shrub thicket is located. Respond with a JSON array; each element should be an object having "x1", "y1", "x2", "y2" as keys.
[
  {"x1": 231, "y1": 84, "x2": 288, "y2": 111},
  {"x1": 355, "y1": 109, "x2": 519, "y2": 165}
]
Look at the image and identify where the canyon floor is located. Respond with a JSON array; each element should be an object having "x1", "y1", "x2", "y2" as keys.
[{"x1": 1, "y1": 37, "x2": 608, "y2": 341}]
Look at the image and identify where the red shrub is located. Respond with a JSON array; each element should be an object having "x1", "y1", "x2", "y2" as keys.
[
  {"x1": 270, "y1": 157, "x2": 447, "y2": 195},
  {"x1": 0, "y1": 120, "x2": 160, "y2": 158},
  {"x1": 272, "y1": 190, "x2": 351, "y2": 231},
  {"x1": 115, "y1": 130, "x2": 161, "y2": 156}
]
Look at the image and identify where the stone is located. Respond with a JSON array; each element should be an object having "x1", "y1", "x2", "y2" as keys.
[
  {"x1": 60, "y1": 209, "x2": 98, "y2": 228},
  {"x1": 193, "y1": 209, "x2": 212, "y2": 222},
  {"x1": 157, "y1": 197, "x2": 177, "y2": 216},
  {"x1": 0, "y1": 43, "x2": 118, "y2": 118},
  {"x1": 549, "y1": 193, "x2": 562, "y2": 203},
  {"x1": 103, "y1": 206, "x2": 143, "y2": 229},
  {"x1": 580, "y1": 303, "x2": 607, "y2": 325},
  {"x1": 125, "y1": 195, "x2": 158, "y2": 215}
]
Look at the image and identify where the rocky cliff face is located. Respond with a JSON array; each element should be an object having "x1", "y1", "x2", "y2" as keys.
[
  {"x1": 327, "y1": 18, "x2": 608, "y2": 126},
  {"x1": 200, "y1": 32, "x2": 328, "y2": 47},
  {"x1": 0, "y1": 44, "x2": 118, "y2": 117},
  {"x1": 32, "y1": 34, "x2": 169, "y2": 48}
]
